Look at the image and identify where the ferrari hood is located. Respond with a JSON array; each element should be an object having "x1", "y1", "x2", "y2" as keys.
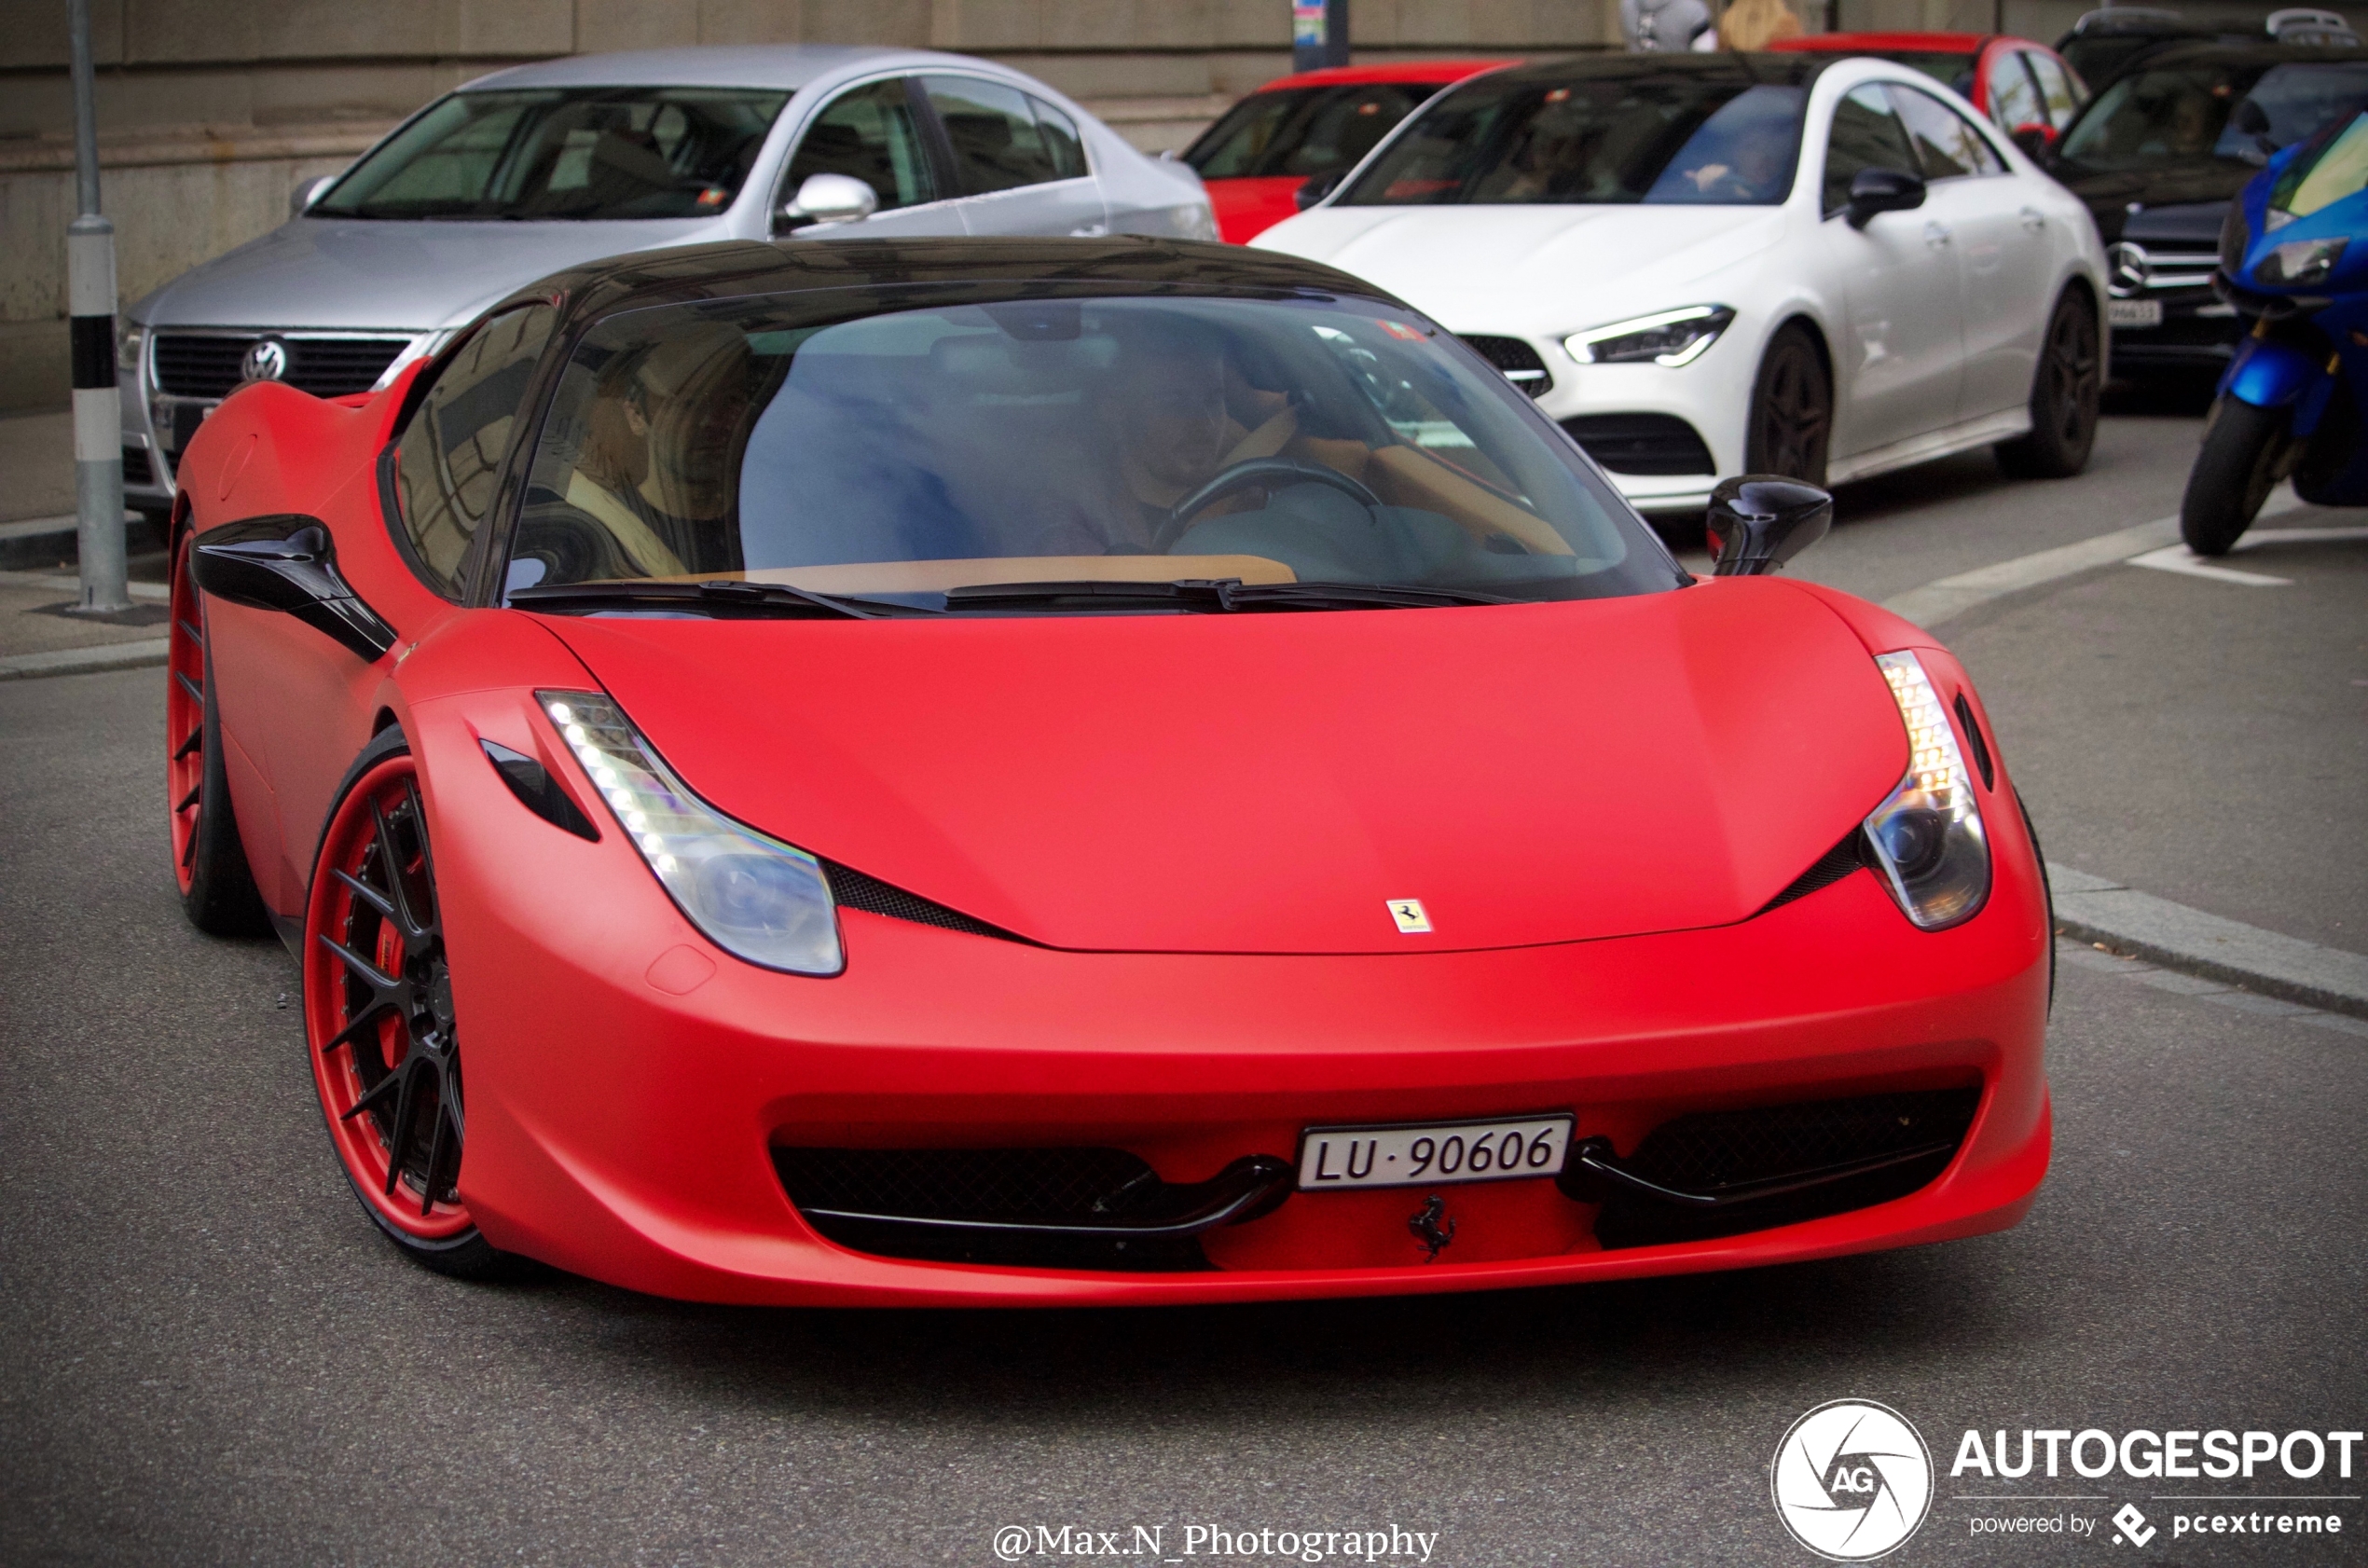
[
  {"x1": 535, "y1": 578, "x2": 1907, "y2": 955},
  {"x1": 1253, "y1": 204, "x2": 1785, "y2": 335},
  {"x1": 135, "y1": 216, "x2": 726, "y2": 334}
]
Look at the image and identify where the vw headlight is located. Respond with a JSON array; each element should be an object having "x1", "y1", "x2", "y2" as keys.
[
  {"x1": 1564, "y1": 306, "x2": 1735, "y2": 366},
  {"x1": 1862, "y1": 653, "x2": 1989, "y2": 930},
  {"x1": 539, "y1": 691, "x2": 843, "y2": 976},
  {"x1": 2258, "y1": 236, "x2": 2347, "y2": 286}
]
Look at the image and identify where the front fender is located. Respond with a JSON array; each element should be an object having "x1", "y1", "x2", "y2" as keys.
[{"x1": 2222, "y1": 336, "x2": 2324, "y2": 409}]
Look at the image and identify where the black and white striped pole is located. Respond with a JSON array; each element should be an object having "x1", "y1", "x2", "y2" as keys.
[{"x1": 67, "y1": 0, "x2": 129, "y2": 614}]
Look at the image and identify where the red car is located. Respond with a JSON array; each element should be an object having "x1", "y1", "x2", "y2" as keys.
[
  {"x1": 1769, "y1": 32, "x2": 2088, "y2": 147},
  {"x1": 1184, "y1": 61, "x2": 1519, "y2": 241},
  {"x1": 166, "y1": 237, "x2": 2050, "y2": 1306}
]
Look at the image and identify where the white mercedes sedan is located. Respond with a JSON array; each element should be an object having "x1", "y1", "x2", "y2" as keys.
[{"x1": 1254, "y1": 54, "x2": 2108, "y2": 513}]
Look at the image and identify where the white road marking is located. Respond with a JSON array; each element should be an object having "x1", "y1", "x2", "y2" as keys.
[
  {"x1": 2126, "y1": 545, "x2": 2292, "y2": 585},
  {"x1": 2232, "y1": 524, "x2": 2368, "y2": 551}
]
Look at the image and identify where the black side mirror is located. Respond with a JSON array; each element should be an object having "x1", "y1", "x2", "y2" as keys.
[
  {"x1": 1295, "y1": 170, "x2": 1346, "y2": 211},
  {"x1": 1845, "y1": 166, "x2": 1926, "y2": 229},
  {"x1": 1705, "y1": 475, "x2": 1833, "y2": 577},
  {"x1": 2009, "y1": 122, "x2": 2057, "y2": 161},
  {"x1": 192, "y1": 515, "x2": 397, "y2": 661}
]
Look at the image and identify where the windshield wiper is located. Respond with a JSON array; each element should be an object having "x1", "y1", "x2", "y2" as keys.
[
  {"x1": 510, "y1": 580, "x2": 934, "y2": 620},
  {"x1": 942, "y1": 578, "x2": 1512, "y2": 612}
]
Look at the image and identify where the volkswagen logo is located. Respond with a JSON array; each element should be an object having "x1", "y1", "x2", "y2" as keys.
[
  {"x1": 241, "y1": 337, "x2": 289, "y2": 383},
  {"x1": 1770, "y1": 1399, "x2": 1934, "y2": 1561},
  {"x1": 2107, "y1": 241, "x2": 2152, "y2": 296}
]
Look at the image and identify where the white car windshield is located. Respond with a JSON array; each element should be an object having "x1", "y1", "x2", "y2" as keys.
[
  {"x1": 504, "y1": 289, "x2": 1683, "y2": 611},
  {"x1": 313, "y1": 88, "x2": 791, "y2": 221},
  {"x1": 1341, "y1": 66, "x2": 1810, "y2": 207}
]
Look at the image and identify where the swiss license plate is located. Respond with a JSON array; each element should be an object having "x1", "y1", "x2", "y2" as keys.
[
  {"x1": 2108, "y1": 298, "x2": 2163, "y2": 328},
  {"x1": 1296, "y1": 1114, "x2": 1575, "y2": 1190}
]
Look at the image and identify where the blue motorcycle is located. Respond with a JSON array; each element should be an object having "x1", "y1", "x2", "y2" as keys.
[{"x1": 2184, "y1": 102, "x2": 2368, "y2": 555}]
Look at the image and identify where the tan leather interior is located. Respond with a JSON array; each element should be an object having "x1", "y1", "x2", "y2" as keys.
[
  {"x1": 641, "y1": 554, "x2": 1301, "y2": 594},
  {"x1": 1366, "y1": 443, "x2": 1575, "y2": 557},
  {"x1": 563, "y1": 470, "x2": 689, "y2": 578}
]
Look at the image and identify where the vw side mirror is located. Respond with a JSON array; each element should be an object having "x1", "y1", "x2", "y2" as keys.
[
  {"x1": 193, "y1": 515, "x2": 397, "y2": 661},
  {"x1": 1705, "y1": 475, "x2": 1833, "y2": 577},
  {"x1": 1845, "y1": 166, "x2": 1925, "y2": 229},
  {"x1": 289, "y1": 173, "x2": 337, "y2": 220},
  {"x1": 779, "y1": 172, "x2": 879, "y2": 229},
  {"x1": 2009, "y1": 121, "x2": 2057, "y2": 161},
  {"x1": 1295, "y1": 170, "x2": 1346, "y2": 211}
]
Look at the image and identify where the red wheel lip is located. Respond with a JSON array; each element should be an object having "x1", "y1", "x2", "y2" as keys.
[
  {"x1": 306, "y1": 753, "x2": 476, "y2": 1243},
  {"x1": 166, "y1": 535, "x2": 204, "y2": 897}
]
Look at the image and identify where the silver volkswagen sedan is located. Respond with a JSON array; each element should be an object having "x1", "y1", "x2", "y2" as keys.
[{"x1": 117, "y1": 45, "x2": 1216, "y2": 516}]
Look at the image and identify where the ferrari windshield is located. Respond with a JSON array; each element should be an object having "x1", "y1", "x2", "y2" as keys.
[
  {"x1": 509, "y1": 290, "x2": 1680, "y2": 610},
  {"x1": 2058, "y1": 60, "x2": 2368, "y2": 171},
  {"x1": 313, "y1": 88, "x2": 791, "y2": 221},
  {"x1": 1339, "y1": 69, "x2": 1808, "y2": 206}
]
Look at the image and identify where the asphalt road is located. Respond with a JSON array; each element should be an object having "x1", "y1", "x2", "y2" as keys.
[{"x1": 4, "y1": 405, "x2": 2364, "y2": 1567}]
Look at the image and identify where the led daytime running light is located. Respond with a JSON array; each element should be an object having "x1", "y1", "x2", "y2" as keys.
[
  {"x1": 1862, "y1": 652, "x2": 1990, "y2": 931},
  {"x1": 538, "y1": 691, "x2": 843, "y2": 976},
  {"x1": 1564, "y1": 305, "x2": 1735, "y2": 366}
]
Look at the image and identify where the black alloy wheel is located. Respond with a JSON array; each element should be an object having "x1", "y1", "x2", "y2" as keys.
[
  {"x1": 1744, "y1": 323, "x2": 1831, "y2": 487},
  {"x1": 1996, "y1": 290, "x2": 2102, "y2": 479}
]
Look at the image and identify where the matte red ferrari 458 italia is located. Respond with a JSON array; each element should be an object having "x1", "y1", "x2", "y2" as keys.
[{"x1": 165, "y1": 237, "x2": 2051, "y2": 1305}]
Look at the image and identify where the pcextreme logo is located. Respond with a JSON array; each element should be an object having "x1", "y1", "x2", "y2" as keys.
[{"x1": 1772, "y1": 1399, "x2": 1936, "y2": 1561}]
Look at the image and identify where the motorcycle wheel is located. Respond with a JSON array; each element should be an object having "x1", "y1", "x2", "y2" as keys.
[{"x1": 2181, "y1": 396, "x2": 2291, "y2": 557}]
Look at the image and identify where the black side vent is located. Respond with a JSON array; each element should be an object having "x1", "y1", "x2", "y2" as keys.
[
  {"x1": 1559, "y1": 413, "x2": 1714, "y2": 475},
  {"x1": 1589, "y1": 1086, "x2": 1982, "y2": 1248},
  {"x1": 1759, "y1": 830, "x2": 1870, "y2": 915},
  {"x1": 1458, "y1": 335, "x2": 1552, "y2": 397},
  {"x1": 1953, "y1": 693, "x2": 1995, "y2": 790},
  {"x1": 821, "y1": 860, "x2": 1026, "y2": 942}
]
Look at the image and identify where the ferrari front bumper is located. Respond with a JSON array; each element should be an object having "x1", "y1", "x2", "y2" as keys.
[{"x1": 422, "y1": 692, "x2": 2053, "y2": 1306}]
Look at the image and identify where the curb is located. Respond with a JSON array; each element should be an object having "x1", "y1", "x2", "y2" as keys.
[
  {"x1": 2048, "y1": 863, "x2": 2368, "y2": 1023},
  {"x1": 0, "y1": 639, "x2": 169, "y2": 681}
]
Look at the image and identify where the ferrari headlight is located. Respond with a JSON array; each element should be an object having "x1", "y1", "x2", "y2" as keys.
[
  {"x1": 538, "y1": 691, "x2": 843, "y2": 976},
  {"x1": 2258, "y1": 236, "x2": 2347, "y2": 286},
  {"x1": 1862, "y1": 653, "x2": 1989, "y2": 930},
  {"x1": 1564, "y1": 306, "x2": 1735, "y2": 366}
]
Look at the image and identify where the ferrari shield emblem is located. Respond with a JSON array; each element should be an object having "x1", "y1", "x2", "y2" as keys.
[{"x1": 1387, "y1": 899, "x2": 1431, "y2": 933}]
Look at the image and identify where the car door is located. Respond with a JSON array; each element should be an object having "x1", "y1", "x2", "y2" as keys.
[
  {"x1": 916, "y1": 74, "x2": 1109, "y2": 236},
  {"x1": 771, "y1": 76, "x2": 967, "y2": 239},
  {"x1": 2023, "y1": 49, "x2": 2088, "y2": 134},
  {"x1": 1985, "y1": 49, "x2": 2048, "y2": 138},
  {"x1": 1817, "y1": 82, "x2": 1965, "y2": 459},
  {"x1": 1890, "y1": 83, "x2": 2053, "y2": 423}
]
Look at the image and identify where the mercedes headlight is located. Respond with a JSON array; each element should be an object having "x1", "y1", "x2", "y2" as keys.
[
  {"x1": 539, "y1": 692, "x2": 843, "y2": 976},
  {"x1": 1862, "y1": 653, "x2": 1989, "y2": 930},
  {"x1": 1564, "y1": 306, "x2": 1735, "y2": 366},
  {"x1": 2258, "y1": 236, "x2": 2347, "y2": 286}
]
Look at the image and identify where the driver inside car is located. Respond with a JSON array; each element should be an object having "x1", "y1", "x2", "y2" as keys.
[{"x1": 571, "y1": 323, "x2": 754, "y2": 577}]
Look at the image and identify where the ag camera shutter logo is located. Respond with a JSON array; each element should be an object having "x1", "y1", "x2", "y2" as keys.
[{"x1": 1771, "y1": 1399, "x2": 1934, "y2": 1561}]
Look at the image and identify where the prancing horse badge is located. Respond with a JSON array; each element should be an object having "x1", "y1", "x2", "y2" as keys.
[{"x1": 1387, "y1": 899, "x2": 1431, "y2": 934}]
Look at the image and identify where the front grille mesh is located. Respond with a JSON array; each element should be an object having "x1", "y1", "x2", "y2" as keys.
[
  {"x1": 1458, "y1": 335, "x2": 1552, "y2": 397},
  {"x1": 1560, "y1": 413, "x2": 1715, "y2": 475},
  {"x1": 152, "y1": 334, "x2": 409, "y2": 399},
  {"x1": 1591, "y1": 1087, "x2": 1982, "y2": 1248}
]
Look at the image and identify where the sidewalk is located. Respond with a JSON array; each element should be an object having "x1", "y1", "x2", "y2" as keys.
[{"x1": 0, "y1": 569, "x2": 171, "y2": 680}]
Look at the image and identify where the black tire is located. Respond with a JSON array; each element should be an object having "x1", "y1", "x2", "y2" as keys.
[
  {"x1": 168, "y1": 533, "x2": 271, "y2": 937},
  {"x1": 1995, "y1": 289, "x2": 2102, "y2": 479},
  {"x1": 1744, "y1": 323, "x2": 1831, "y2": 486},
  {"x1": 2181, "y1": 396, "x2": 2291, "y2": 556}
]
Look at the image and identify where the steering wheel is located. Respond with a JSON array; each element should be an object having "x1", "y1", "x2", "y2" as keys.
[{"x1": 1157, "y1": 458, "x2": 1384, "y2": 551}]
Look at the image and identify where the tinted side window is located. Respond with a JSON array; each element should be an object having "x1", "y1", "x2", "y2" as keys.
[
  {"x1": 1824, "y1": 83, "x2": 1920, "y2": 214},
  {"x1": 922, "y1": 76, "x2": 1065, "y2": 193},
  {"x1": 1890, "y1": 84, "x2": 2003, "y2": 178},
  {"x1": 2025, "y1": 51, "x2": 2085, "y2": 130},
  {"x1": 1990, "y1": 55, "x2": 2046, "y2": 132},
  {"x1": 392, "y1": 305, "x2": 555, "y2": 595},
  {"x1": 782, "y1": 78, "x2": 940, "y2": 218},
  {"x1": 1028, "y1": 95, "x2": 1090, "y2": 180}
]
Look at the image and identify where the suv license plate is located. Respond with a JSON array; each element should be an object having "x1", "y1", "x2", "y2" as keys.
[
  {"x1": 1297, "y1": 1115, "x2": 1575, "y2": 1190},
  {"x1": 2109, "y1": 298, "x2": 2163, "y2": 328}
]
